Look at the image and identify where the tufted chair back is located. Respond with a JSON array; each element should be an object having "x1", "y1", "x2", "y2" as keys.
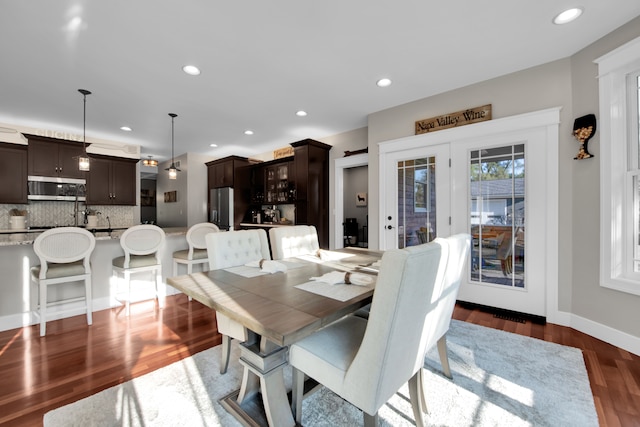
[
  {"x1": 269, "y1": 225, "x2": 320, "y2": 260},
  {"x1": 205, "y1": 229, "x2": 271, "y2": 269}
]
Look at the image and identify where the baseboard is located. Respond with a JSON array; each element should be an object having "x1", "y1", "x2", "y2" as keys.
[{"x1": 568, "y1": 313, "x2": 640, "y2": 357}]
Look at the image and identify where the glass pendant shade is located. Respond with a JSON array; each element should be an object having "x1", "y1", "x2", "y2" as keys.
[
  {"x1": 168, "y1": 165, "x2": 177, "y2": 179},
  {"x1": 79, "y1": 155, "x2": 90, "y2": 171}
]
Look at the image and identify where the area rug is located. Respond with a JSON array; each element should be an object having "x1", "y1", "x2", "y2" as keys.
[{"x1": 43, "y1": 320, "x2": 598, "y2": 426}]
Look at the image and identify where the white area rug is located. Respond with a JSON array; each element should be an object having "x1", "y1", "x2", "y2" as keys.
[{"x1": 43, "y1": 320, "x2": 598, "y2": 426}]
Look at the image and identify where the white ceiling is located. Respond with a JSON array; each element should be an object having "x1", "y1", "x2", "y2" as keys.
[{"x1": 1, "y1": 1, "x2": 639, "y2": 162}]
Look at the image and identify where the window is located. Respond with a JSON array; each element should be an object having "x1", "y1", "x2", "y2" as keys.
[{"x1": 596, "y1": 36, "x2": 640, "y2": 296}]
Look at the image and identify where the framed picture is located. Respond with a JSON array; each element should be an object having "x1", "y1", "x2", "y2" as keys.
[
  {"x1": 164, "y1": 190, "x2": 177, "y2": 203},
  {"x1": 356, "y1": 192, "x2": 367, "y2": 206}
]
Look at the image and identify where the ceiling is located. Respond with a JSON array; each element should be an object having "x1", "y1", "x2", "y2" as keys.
[{"x1": 1, "y1": 1, "x2": 639, "y2": 162}]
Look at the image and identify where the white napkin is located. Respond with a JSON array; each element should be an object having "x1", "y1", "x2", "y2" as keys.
[
  {"x1": 244, "y1": 259, "x2": 288, "y2": 274},
  {"x1": 309, "y1": 271, "x2": 374, "y2": 286}
]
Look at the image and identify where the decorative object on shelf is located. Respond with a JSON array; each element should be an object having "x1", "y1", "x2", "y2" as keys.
[
  {"x1": 78, "y1": 89, "x2": 92, "y2": 171},
  {"x1": 273, "y1": 146, "x2": 294, "y2": 159},
  {"x1": 572, "y1": 114, "x2": 597, "y2": 160},
  {"x1": 165, "y1": 113, "x2": 181, "y2": 179},
  {"x1": 356, "y1": 192, "x2": 367, "y2": 207},
  {"x1": 142, "y1": 156, "x2": 158, "y2": 167},
  {"x1": 9, "y1": 208, "x2": 27, "y2": 230}
]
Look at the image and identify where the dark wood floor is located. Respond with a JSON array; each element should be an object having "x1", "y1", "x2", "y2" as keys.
[{"x1": 1, "y1": 295, "x2": 639, "y2": 426}]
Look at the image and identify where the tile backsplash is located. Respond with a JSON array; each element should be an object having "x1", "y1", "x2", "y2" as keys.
[{"x1": 1, "y1": 201, "x2": 135, "y2": 229}]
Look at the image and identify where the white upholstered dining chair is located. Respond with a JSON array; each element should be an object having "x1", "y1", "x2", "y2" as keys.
[
  {"x1": 172, "y1": 222, "x2": 220, "y2": 275},
  {"x1": 205, "y1": 228, "x2": 271, "y2": 374},
  {"x1": 289, "y1": 239, "x2": 446, "y2": 427},
  {"x1": 31, "y1": 227, "x2": 96, "y2": 337},
  {"x1": 268, "y1": 225, "x2": 320, "y2": 260},
  {"x1": 112, "y1": 224, "x2": 166, "y2": 316}
]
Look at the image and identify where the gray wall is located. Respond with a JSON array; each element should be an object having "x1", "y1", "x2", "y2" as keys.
[{"x1": 363, "y1": 15, "x2": 640, "y2": 340}]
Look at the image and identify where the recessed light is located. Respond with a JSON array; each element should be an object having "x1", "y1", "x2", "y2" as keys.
[
  {"x1": 376, "y1": 78, "x2": 392, "y2": 87},
  {"x1": 296, "y1": 110, "x2": 308, "y2": 117},
  {"x1": 120, "y1": 126, "x2": 132, "y2": 132},
  {"x1": 553, "y1": 7, "x2": 583, "y2": 25},
  {"x1": 244, "y1": 130, "x2": 254, "y2": 135},
  {"x1": 182, "y1": 65, "x2": 201, "y2": 76},
  {"x1": 210, "y1": 143, "x2": 218, "y2": 147}
]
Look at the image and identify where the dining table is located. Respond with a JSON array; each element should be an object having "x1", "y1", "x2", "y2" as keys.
[{"x1": 166, "y1": 247, "x2": 383, "y2": 427}]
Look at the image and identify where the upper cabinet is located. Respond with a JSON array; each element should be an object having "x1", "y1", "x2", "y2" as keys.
[
  {"x1": 0, "y1": 142, "x2": 28, "y2": 204},
  {"x1": 207, "y1": 157, "x2": 241, "y2": 188},
  {"x1": 264, "y1": 160, "x2": 294, "y2": 204},
  {"x1": 86, "y1": 155, "x2": 138, "y2": 205},
  {"x1": 206, "y1": 156, "x2": 253, "y2": 228},
  {"x1": 25, "y1": 134, "x2": 86, "y2": 179}
]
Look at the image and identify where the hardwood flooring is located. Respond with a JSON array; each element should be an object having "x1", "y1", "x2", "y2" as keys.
[{"x1": 0, "y1": 295, "x2": 638, "y2": 426}]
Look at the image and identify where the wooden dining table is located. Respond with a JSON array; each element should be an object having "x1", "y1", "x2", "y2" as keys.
[{"x1": 166, "y1": 247, "x2": 383, "y2": 427}]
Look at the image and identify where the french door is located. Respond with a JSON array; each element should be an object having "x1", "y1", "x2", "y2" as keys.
[
  {"x1": 381, "y1": 144, "x2": 450, "y2": 249},
  {"x1": 379, "y1": 110, "x2": 560, "y2": 317}
]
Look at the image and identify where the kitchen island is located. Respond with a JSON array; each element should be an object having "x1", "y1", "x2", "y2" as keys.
[{"x1": 0, "y1": 226, "x2": 190, "y2": 333}]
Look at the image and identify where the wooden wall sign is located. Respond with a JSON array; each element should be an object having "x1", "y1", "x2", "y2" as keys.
[
  {"x1": 273, "y1": 146, "x2": 294, "y2": 159},
  {"x1": 415, "y1": 104, "x2": 492, "y2": 135}
]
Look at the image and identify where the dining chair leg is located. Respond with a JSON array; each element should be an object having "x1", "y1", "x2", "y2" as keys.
[
  {"x1": 85, "y1": 277, "x2": 93, "y2": 326},
  {"x1": 291, "y1": 367, "x2": 304, "y2": 423},
  {"x1": 418, "y1": 367, "x2": 429, "y2": 414},
  {"x1": 173, "y1": 260, "x2": 178, "y2": 277},
  {"x1": 363, "y1": 412, "x2": 380, "y2": 427},
  {"x1": 220, "y1": 334, "x2": 231, "y2": 374},
  {"x1": 437, "y1": 335, "x2": 452, "y2": 379},
  {"x1": 125, "y1": 271, "x2": 131, "y2": 317},
  {"x1": 39, "y1": 282, "x2": 47, "y2": 337},
  {"x1": 186, "y1": 264, "x2": 193, "y2": 301},
  {"x1": 408, "y1": 370, "x2": 426, "y2": 427}
]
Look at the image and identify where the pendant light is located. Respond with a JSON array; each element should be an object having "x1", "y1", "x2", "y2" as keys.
[
  {"x1": 78, "y1": 89, "x2": 91, "y2": 171},
  {"x1": 165, "y1": 113, "x2": 180, "y2": 179}
]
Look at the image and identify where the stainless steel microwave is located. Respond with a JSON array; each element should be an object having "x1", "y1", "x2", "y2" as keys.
[{"x1": 27, "y1": 176, "x2": 86, "y2": 201}]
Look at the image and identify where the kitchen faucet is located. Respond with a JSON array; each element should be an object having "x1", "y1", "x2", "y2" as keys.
[{"x1": 73, "y1": 184, "x2": 88, "y2": 227}]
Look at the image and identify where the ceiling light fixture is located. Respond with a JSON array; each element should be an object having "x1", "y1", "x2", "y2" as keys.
[
  {"x1": 182, "y1": 65, "x2": 201, "y2": 76},
  {"x1": 165, "y1": 113, "x2": 181, "y2": 180},
  {"x1": 120, "y1": 126, "x2": 132, "y2": 132},
  {"x1": 376, "y1": 78, "x2": 392, "y2": 87},
  {"x1": 210, "y1": 143, "x2": 218, "y2": 148},
  {"x1": 296, "y1": 110, "x2": 308, "y2": 117},
  {"x1": 78, "y1": 89, "x2": 91, "y2": 172},
  {"x1": 553, "y1": 7, "x2": 583, "y2": 24},
  {"x1": 244, "y1": 130, "x2": 254, "y2": 135},
  {"x1": 142, "y1": 156, "x2": 158, "y2": 167}
]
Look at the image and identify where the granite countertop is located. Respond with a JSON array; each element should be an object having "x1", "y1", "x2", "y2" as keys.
[{"x1": 0, "y1": 226, "x2": 188, "y2": 246}]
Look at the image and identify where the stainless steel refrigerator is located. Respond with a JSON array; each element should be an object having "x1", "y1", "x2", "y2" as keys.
[{"x1": 210, "y1": 187, "x2": 234, "y2": 230}]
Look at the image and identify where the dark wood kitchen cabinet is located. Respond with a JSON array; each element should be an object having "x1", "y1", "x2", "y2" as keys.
[
  {"x1": 0, "y1": 142, "x2": 28, "y2": 204},
  {"x1": 291, "y1": 139, "x2": 331, "y2": 248},
  {"x1": 206, "y1": 156, "x2": 250, "y2": 189},
  {"x1": 86, "y1": 155, "x2": 138, "y2": 205},
  {"x1": 25, "y1": 134, "x2": 86, "y2": 179}
]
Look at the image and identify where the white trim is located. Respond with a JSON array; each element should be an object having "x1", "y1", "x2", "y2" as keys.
[
  {"x1": 567, "y1": 312, "x2": 640, "y2": 356},
  {"x1": 596, "y1": 35, "x2": 640, "y2": 296},
  {"x1": 334, "y1": 153, "x2": 369, "y2": 249}
]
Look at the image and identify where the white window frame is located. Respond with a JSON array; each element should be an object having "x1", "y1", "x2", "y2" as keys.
[{"x1": 596, "y1": 36, "x2": 640, "y2": 296}]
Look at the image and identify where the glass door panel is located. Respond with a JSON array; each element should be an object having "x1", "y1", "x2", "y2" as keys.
[
  {"x1": 469, "y1": 144, "x2": 525, "y2": 288},
  {"x1": 396, "y1": 157, "x2": 436, "y2": 248}
]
